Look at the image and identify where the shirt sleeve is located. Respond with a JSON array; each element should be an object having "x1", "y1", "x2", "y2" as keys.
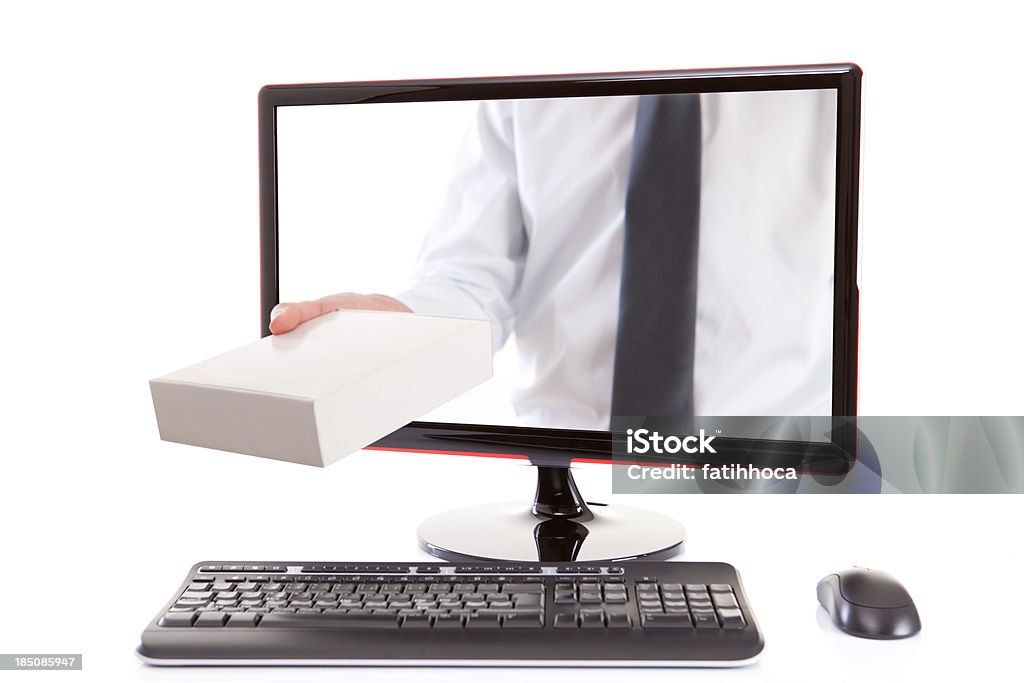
[{"x1": 393, "y1": 100, "x2": 527, "y2": 351}]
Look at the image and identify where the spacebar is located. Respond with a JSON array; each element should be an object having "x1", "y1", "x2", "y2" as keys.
[{"x1": 259, "y1": 613, "x2": 399, "y2": 629}]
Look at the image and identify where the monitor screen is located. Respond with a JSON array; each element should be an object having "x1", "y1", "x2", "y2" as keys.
[{"x1": 262, "y1": 67, "x2": 860, "y2": 456}]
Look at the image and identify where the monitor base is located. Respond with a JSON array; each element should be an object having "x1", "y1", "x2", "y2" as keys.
[{"x1": 417, "y1": 501, "x2": 685, "y2": 562}]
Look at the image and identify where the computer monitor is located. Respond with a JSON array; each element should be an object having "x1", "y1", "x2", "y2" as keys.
[{"x1": 259, "y1": 64, "x2": 862, "y2": 561}]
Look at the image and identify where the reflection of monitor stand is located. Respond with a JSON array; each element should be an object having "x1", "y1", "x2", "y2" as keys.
[{"x1": 418, "y1": 463, "x2": 685, "y2": 562}]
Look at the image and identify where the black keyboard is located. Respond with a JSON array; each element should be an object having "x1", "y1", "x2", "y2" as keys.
[{"x1": 138, "y1": 561, "x2": 763, "y2": 667}]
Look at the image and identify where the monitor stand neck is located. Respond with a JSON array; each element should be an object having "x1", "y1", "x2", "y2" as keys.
[
  {"x1": 531, "y1": 466, "x2": 593, "y2": 562},
  {"x1": 533, "y1": 465, "x2": 593, "y2": 521}
]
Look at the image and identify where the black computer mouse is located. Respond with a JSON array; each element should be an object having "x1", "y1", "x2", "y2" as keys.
[{"x1": 816, "y1": 567, "x2": 921, "y2": 639}]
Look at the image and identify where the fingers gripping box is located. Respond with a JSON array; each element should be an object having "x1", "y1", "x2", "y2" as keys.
[{"x1": 149, "y1": 311, "x2": 492, "y2": 466}]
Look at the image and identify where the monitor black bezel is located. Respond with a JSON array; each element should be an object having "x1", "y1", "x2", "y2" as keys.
[{"x1": 258, "y1": 64, "x2": 861, "y2": 465}]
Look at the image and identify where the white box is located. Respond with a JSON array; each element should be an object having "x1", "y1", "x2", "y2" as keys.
[{"x1": 149, "y1": 310, "x2": 492, "y2": 467}]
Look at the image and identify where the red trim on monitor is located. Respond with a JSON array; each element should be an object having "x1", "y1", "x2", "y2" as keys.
[
  {"x1": 365, "y1": 446, "x2": 620, "y2": 466},
  {"x1": 363, "y1": 446, "x2": 846, "y2": 475}
]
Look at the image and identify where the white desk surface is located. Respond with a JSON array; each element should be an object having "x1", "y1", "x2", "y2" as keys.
[{"x1": 7, "y1": 443, "x2": 1010, "y2": 683}]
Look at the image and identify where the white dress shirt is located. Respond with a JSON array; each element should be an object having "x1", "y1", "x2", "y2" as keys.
[{"x1": 397, "y1": 90, "x2": 837, "y2": 430}]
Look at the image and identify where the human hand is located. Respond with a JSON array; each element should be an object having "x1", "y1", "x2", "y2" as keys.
[{"x1": 269, "y1": 293, "x2": 412, "y2": 334}]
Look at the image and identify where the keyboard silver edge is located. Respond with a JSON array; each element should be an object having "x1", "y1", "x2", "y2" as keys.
[{"x1": 137, "y1": 652, "x2": 763, "y2": 668}]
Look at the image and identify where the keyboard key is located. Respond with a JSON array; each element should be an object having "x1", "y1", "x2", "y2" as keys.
[
  {"x1": 606, "y1": 613, "x2": 632, "y2": 629},
  {"x1": 225, "y1": 613, "x2": 261, "y2": 628},
  {"x1": 554, "y1": 594, "x2": 576, "y2": 605},
  {"x1": 158, "y1": 613, "x2": 196, "y2": 627},
  {"x1": 433, "y1": 614, "x2": 463, "y2": 628},
  {"x1": 717, "y1": 608, "x2": 746, "y2": 630},
  {"x1": 553, "y1": 612, "x2": 578, "y2": 629},
  {"x1": 694, "y1": 613, "x2": 720, "y2": 629},
  {"x1": 712, "y1": 593, "x2": 739, "y2": 609},
  {"x1": 503, "y1": 584, "x2": 544, "y2": 594},
  {"x1": 260, "y1": 612, "x2": 399, "y2": 629},
  {"x1": 194, "y1": 612, "x2": 229, "y2": 627},
  {"x1": 502, "y1": 612, "x2": 543, "y2": 628},
  {"x1": 465, "y1": 614, "x2": 501, "y2": 629},
  {"x1": 401, "y1": 615, "x2": 433, "y2": 628},
  {"x1": 176, "y1": 598, "x2": 210, "y2": 607},
  {"x1": 642, "y1": 613, "x2": 693, "y2": 629},
  {"x1": 181, "y1": 591, "x2": 212, "y2": 600},
  {"x1": 579, "y1": 609, "x2": 604, "y2": 628}
]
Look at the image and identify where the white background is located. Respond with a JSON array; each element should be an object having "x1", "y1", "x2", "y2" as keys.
[{"x1": 1, "y1": 1, "x2": 1022, "y2": 682}]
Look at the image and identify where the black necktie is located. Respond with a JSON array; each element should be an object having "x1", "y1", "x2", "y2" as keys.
[{"x1": 610, "y1": 94, "x2": 702, "y2": 421}]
